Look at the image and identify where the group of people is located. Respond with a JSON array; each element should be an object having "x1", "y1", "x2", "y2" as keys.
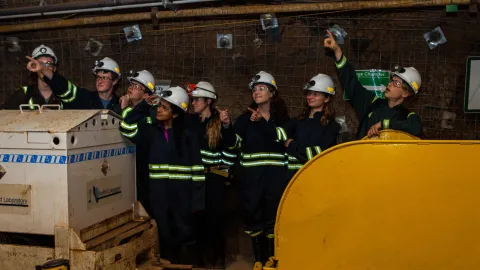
[{"x1": 0, "y1": 31, "x2": 423, "y2": 269}]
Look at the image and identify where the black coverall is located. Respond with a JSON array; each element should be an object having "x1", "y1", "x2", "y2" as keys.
[
  {"x1": 233, "y1": 113, "x2": 289, "y2": 237},
  {"x1": 188, "y1": 114, "x2": 237, "y2": 266},
  {"x1": 43, "y1": 73, "x2": 121, "y2": 115},
  {"x1": 274, "y1": 112, "x2": 340, "y2": 178},
  {"x1": 120, "y1": 100, "x2": 205, "y2": 264},
  {"x1": 335, "y1": 55, "x2": 422, "y2": 139},
  {"x1": 1, "y1": 85, "x2": 62, "y2": 109}
]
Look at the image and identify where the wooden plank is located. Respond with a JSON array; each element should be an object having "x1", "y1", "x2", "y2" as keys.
[
  {"x1": 0, "y1": 244, "x2": 54, "y2": 270},
  {"x1": 85, "y1": 220, "x2": 146, "y2": 250},
  {"x1": 80, "y1": 209, "x2": 132, "y2": 242},
  {"x1": 113, "y1": 222, "x2": 150, "y2": 246}
]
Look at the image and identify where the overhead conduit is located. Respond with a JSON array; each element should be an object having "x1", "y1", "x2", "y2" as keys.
[{"x1": 0, "y1": 0, "x2": 473, "y2": 33}]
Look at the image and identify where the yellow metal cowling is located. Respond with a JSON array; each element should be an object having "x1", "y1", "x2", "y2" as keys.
[{"x1": 272, "y1": 130, "x2": 480, "y2": 269}]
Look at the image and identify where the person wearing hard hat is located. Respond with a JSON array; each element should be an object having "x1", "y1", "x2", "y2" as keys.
[
  {"x1": 324, "y1": 30, "x2": 422, "y2": 138},
  {"x1": 1, "y1": 45, "x2": 62, "y2": 109},
  {"x1": 187, "y1": 81, "x2": 236, "y2": 268},
  {"x1": 120, "y1": 86, "x2": 205, "y2": 267},
  {"x1": 232, "y1": 71, "x2": 290, "y2": 269},
  {"x1": 119, "y1": 70, "x2": 156, "y2": 110},
  {"x1": 25, "y1": 56, "x2": 122, "y2": 115},
  {"x1": 270, "y1": 74, "x2": 340, "y2": 176},
  {"x1": 118, "y1": 70, "x2": 155, "y2": 216}
]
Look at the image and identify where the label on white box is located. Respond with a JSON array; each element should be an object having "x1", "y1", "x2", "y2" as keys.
[
  {"x1": 0, "y1": 184, "x2": 31, "y2": 215},
  {"x1": 86, "y1": 175, "x2": 122, "y2": 211}
]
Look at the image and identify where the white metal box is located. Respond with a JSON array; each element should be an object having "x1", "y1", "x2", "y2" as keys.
[{"x1": 0, "y1": 109, "x2": 136, "y2": 236}]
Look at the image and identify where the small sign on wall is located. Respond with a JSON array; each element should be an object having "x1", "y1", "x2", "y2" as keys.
[
  {"x1": 464, "y1": 57, "x2": 480, "y2": 113},
  {"x1": 0, "y1": 184, "x2": 31, "y2": 215}
]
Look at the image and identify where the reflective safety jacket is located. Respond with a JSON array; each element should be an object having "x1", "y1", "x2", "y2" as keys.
[
  {"x1": 233, "y1": 113, "x2": 289, "y2": 169},
  {"x1": 43, "y1": 73, "x2": 121, "y2": 115},
  {"x1": 187, "y1": 114, "x2": 238, "y2": 171},
  {"x1": 335, "y1": 55, "x2": 422, "y2": 139},
  {"x1": 273, "y1": 111, "x2": 340, "y2": 171},
  {"x1": 120, "y1": 100, "x2": 206, "y2": 212},
  {"x1": 1, "y1": 85, "x2": 62, "y2": 110}
]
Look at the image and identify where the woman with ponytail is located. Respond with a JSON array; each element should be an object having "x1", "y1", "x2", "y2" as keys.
[{"x1": 188, "y1": 81, "x2": 236, "y2": 269}]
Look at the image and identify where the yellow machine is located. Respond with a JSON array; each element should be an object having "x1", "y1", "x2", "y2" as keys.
[{"x1": 270, "y1": 130, "x2": 480, "y2": 269}]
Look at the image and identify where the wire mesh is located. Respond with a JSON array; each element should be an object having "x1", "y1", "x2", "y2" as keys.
[{"x1": 1, "y1": 8, "x2": 480, "y2": 140}]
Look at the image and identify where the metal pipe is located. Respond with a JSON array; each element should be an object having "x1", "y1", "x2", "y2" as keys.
[
  {"x1": 0, "y1": 0, "x2": 471, "y2": 33},
  {"x1": 0, "y1": 0, "x2": 158, "y2": 17},
  {"x1": 0, "y1": 0, "x2": 216, "y2": 20},
  {"x1": 42, "y1": 0, "x2": 218, "y2": 17}
]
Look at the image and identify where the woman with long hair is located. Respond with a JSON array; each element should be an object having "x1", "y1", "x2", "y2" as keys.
[
  {"x1": 232, "y1": 71, "x2": 290, "y2": 269},
  {"x1": 278, "y1": 74, "x2": 340, "y2": 177},
  {"x1": 120, "y1": 86, "x2": 205, "y2": 267},
  {"x1": 187, "y1": 81, "x2": 236, "y2": 268}
]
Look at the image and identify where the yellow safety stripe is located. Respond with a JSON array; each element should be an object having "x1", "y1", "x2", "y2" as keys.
[
  {"x1": 245, "y1": 230, "x2": 263, "y2": 237},
  {"x1": 382, "y1": 119, "x2": 390, "y2": 129},
  {"x1": 121, "y1": 107, "x2": 133, "y2": 118},
  {"x1": 276, "y1": 127, "x2": 287, "y2": 141},
  {"x1": 28, "y1": 98, "x2": 35, "y2": 110},
  {"x1": 149, "y1": 164, "x2": 204, "y2": 172},
  {"x1": 287, "y1": 155, "x2": 298, "y2": 161},
  {"x1": 22, "y1": 86, "x2": 28, "y2": 94},
  {"x1": 229, "y1": 134, "x2": 243, "y2": 150},
  {"x1": 241, "y1": 152, "x2": 285, "y2": 160},
  {"x1": 202, "y1": 158, "x2": 222, "y2": 165},
  {"x1": 58, "y1": 81, "x2": 73, "y2": 98},
  {"x1": 368, "y1": 112, "x2": 373, "y2": 118},
  {"x1": 266, "y1": 234, "x2": 274, "y2": 239},
  {"x1": 372, "y1": 97, "x2": 378, "y2": 103},
  {"x1": 407, "y1": 112, "x2": 415, "y2": 118},
  {"x1": 240, "y1": 160, "x2": 287, "y2": 167},
  {"x1": 221, "y1": 159, "x2": 234, "y2": 166},
  {"x1": 306, "y1": 147, "x2": 313, "y2": 160},
  {"x1": 288, "y1": 164, "x2": 303, "y2": 170},
  {"x1": 201, "y1": 150, "x2": 222, "y2": 157},
  {"x1": 120, "y1": 121, "x2": 137, "y2": 130},
  {"x1": 222, "y1": 151, "x2": 237, "y2": 158},
  {"x1": 149, "y1": 172, "x2": 205, "y2": 182},
  {"x1": 61, "y1": 84, "x2": 77, "y2": 103},
  {"x1": 120, "y1": 129, "x2": 138, "y2": 138},
  {"x1": 146, "y1": 117, "x2": 152, "y2": 124},
  {"x1": 335, "y1": 55, "x2": 347, "y2": 69},
  {"x1": 314, "y1": 146, "x2": 322, "y2": 155}
]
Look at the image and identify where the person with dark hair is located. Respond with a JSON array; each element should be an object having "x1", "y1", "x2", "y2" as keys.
[
  {"x1": 25, "y1": 56, "x2": 122, "y2": 115},
  {"x1": 324, "y1": 30, "x2": 422, "y2": 138},
  {"x1": 2, "y1": 45, "x2": 62, "y2": 109},
  {"x1": 119, "y1": 86, "x2": 205, "y2": 267},
  {"x1": 274, "y1": 74, "x2": 340, "y2": 177},
  {"x1": 232, "y1": 71, "x2": 290, "y2": 269},
  {"x1": 119, "y1": 69, "x2": 156, "y2": 216},
  {"x1": 187, "y1": 81, "x2": 237, "y2": 268}
]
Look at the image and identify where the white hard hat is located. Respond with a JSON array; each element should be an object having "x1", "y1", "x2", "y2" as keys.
[
  {"x1": 249, "y1": 71, "x2": 278, "y2": 90},
  {"x1": 393, "y1": 66, "x2": 421, "y2": 94},
  {"x1": 32, "y1": 44, "x2": 57, "y2": 64},
  {"x1": 92, "y1": 57, "x2": 121, "y2": 79},
  {"x1": 161, "y1": 86, "x2": 190, "y2": 112},
  {"x1": 304, "y1": 74, "x2": 335, "y2": 95},
  {"x1": 127, "y1": 70, "x2": 155, "y2": 93},
  {"x1": 190, "y1": 81, "x2": 217, "y2": 100}
]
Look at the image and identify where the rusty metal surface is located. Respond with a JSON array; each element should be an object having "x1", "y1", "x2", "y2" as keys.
[{"x1": 0, "y1": 110, "x2": 114, "y2": 133}]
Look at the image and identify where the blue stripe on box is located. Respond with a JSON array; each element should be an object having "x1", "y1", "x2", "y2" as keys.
[{"x1": 0, "y1": 146, "x2": 135, "y2": 164}]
